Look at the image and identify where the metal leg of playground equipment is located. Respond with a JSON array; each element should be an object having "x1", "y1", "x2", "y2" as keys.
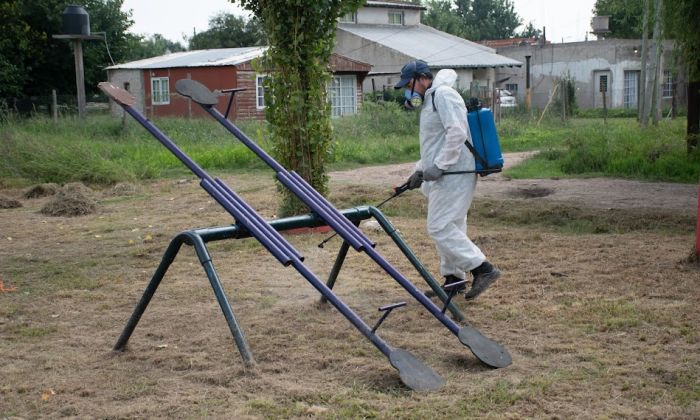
[
  {"x1": 322, "y1": 212, "x2": 464, "y2": 322},
  {"x1": 99, "y1": 82, "x2": 444, "y2": 392},
  {"x1": 175, "y1": 79, "x2": 511, "y2": 369},
  {"x1": 113, "y1": 231, "x2": 254, "y2": 366}
]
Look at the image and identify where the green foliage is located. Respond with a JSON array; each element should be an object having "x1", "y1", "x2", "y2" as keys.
[
  {"x1": 593, "y1": 0, "x2": 644, "y2": 38},
  {"x1": 2, "y1": 113, "x2": 696, "y2": 187},
  {"x1": 234, "y1": 0, "x2": 364, "y2": 215},
  {"x1": 0, "y1": 0, "x2": 136, "y2": 98},
  {"x1": 331, "y1": 101, "x2": 419, "y2": 165},
  {"x1": 423, "y1": 0, "x2": 522, "y2": 41},
  {"x1": 517, "y1": 21, "x2": 542, "y2": 38},
  {"x1": 575, "y1": 108, "x2": 641, "y2": 119},
  {"x1": 663, "y1": 0, "x2": 700, "y2": 81},
  {"x1": 123, "y1": 34, "x2": 185, "y2": 61},
  {"x1": 506, "y1": 118, "x2": 699, "y2": 183},
  {"x1": 0, "y1": 116, "x2": 270, "y2": 185},
  {"x1": 422, "y1": 0, "x2": 468, "y2": 38},
  {"x1": 188, "y1": 13, "x2": 265, "y2": 50}
]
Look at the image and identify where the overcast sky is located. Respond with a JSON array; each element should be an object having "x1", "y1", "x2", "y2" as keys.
[{"x1": 121, "y1": 0, "x2": 598, "y2": 46}]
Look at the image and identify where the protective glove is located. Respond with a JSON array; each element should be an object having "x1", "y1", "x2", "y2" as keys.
[
  {"x1": 422, "y1": 164, "x2": 444, "y2": 181},
  {"x1": 407, "y1": 171, "x2": 423, "y2": 189}
]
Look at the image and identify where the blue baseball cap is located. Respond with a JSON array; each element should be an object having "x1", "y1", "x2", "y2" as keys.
[{"x1": 394, "y1": 60, "x2": 431, "y2": 89}]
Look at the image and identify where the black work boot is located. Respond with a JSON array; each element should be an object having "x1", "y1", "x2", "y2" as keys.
[
  {"x1": 464, "y1": 261, "x2": 501, "y2": 300},
  {"x1": 425, "y1": 274, "x2": 467, "y2": 298}
]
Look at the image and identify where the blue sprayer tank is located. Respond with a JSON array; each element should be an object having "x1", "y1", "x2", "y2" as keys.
[{"x1": 466, "y1": 107, "x2": 504, "y2": 175}]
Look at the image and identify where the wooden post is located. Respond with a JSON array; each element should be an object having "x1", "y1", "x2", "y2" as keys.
[
  {"x1": 696, "y1": 183, "x2": 700, "y2": 258},
  {"x1": 52, "y1": 34, "x2": 102, "y2": 121},
  {"x1": 52, "y1": 89, "x2": 58, "y2": 122},
  {"x1": 602, "y1": 90, "x2": 608, "y2": 124},
  {"x1": 121, "y1": 82, "x2": 129, "y2": 132},
  {"x1": 561, "y1": 80, "x2": 567, "y2": 121},
  {"x1": 537, "y1": 83, "x2": 559, "y2": 126},
  {"x1": 187, "y1": 73, "x2": 192, "y2": 118},
  {"x1": 73, "y1": 39, "x2": 86, "y2": 119}
]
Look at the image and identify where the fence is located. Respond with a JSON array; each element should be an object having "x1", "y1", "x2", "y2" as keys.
[{"x1": 0, "y1": 91, "x2": 109, "y2": 120}]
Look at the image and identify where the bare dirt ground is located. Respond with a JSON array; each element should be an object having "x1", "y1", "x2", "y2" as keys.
[
  {"x1": 330, "y1": 152, "x2": 698, "y2": 215},
  {"x1": 1, "y1": 156, "x2": 699, "y2": 418}
]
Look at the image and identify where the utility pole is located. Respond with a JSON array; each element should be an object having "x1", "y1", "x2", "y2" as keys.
[{"x1": 52, "y1": 5, "x2": 102, "y2": 120}]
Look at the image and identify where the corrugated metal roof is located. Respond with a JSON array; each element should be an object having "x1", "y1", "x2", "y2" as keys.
[
  {"x1": 366, "y1": 0, "x2": 426, "y2": 10},
  {"x1": 105, "y1": 47, "x2": 267, "y2": 70},
  {"x1": 337, "y1": 24, "x2": 522, "y2": 68}
]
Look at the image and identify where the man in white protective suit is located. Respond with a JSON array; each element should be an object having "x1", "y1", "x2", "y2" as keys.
[{"x1": 395, "y1": 60, "x2": 501, "y2": 300}]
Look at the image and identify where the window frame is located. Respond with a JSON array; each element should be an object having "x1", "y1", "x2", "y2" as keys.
[
  {"x1": 329, "y1": 74, "x2": 357, "y2": 117},
  {"x1": 151, "y1": 77, "x2": 170, "y2": 106},
  {"x1": 256, "y1": 74, "x2": 269, "y2": 110},
  {"x1": 623, "y1": 70, "x2": 639, "y2": 109},
  {"x1": 662, "y1": 70, "x2": 674, "y2": 98},
  {"x1": 388, "y1": 11, "x2": 404, "y2": 25}
]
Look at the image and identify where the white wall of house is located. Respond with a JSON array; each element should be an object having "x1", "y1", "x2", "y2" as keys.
[
  {"x1": 106, "y1": 69, "x2": 144, "y2": 116},
  {"x1": 356, "y1": 6, "x2": 421, "y2": 25}
]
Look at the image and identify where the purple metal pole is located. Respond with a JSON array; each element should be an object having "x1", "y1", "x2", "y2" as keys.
[
  {"x1": 276, "y1": 172, "x2": 366, "y2": 250},
  {"x1": 286, "y1": 171, "x2": 374, "y2": 247},
  {"x1": 206, "y1": 106, "x2": 465, "y2": 334},
  {"x1": 214, "y1": 178, "x2": 304, "y2": 262},
  {"x1": 201, "y1": 180, "x2": 292, "y2": 265}
]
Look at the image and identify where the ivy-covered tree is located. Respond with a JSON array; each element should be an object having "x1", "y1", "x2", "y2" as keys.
[
  {"x1": 232, "y1": 0, "x2": 364, "y2": 215},
  {"x1": 189, "y1": 13, "x2": 265, "y2": 50}
]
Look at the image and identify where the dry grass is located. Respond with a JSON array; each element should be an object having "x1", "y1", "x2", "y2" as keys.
[
  {"x1": 40, "y1": 182, "x2": 97, "y2": 217},
  {"x1": 0, "y1": 172, "x2": 698, "y2": 418}
]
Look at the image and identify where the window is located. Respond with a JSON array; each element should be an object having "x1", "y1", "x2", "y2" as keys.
[
  {"x1": 663, "y1": 70, "x2": 674, "y2": 98},
  {"x1": 388, "y1": 11, "x2": 403, "y2": 25},
  {"x1": 256, "y1": 74, "x2": 269, "y2": 110},
  {"x1": 339, "y1": 11, "x2": 356, "y2": 23},
  {"x1": 505, "y1": 83, "x2": 518, "y2": 96},
  {"x1": 151, "y1": 77, "x2": 169, "y2": 105},
  {"x1": 329, "y1": 75, "x2": 357, "y2": 117},
  {"x1": 624, "y1": 70, "x2": 639, "y2": 109}
]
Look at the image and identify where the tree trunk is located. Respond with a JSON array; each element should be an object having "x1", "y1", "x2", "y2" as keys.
[
  {"x1": 688, "y1": 80, "x2": 699, "y2": 153},
  {"x1": 651, "y1": 0, "x2": 664, "y2": 125},
  {"x1": 639, "y1": 0, "x2": 650, "y2": 126}
]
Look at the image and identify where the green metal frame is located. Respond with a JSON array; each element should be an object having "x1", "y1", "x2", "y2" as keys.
[{"x1": 114, "y1": 205, "x2": 464, "y2": 365}]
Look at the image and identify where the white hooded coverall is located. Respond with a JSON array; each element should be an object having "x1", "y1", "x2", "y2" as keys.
[{"x1": 415, "y1": 69, "x2": 485, "y2": 280}]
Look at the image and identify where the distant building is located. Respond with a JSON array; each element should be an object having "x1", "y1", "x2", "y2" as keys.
[
  {"x1": 493, "y1": 39, "x2": 685, "y2": 110},
  {"x1": 105, "y1": 47, "x2": 371, "y2": 119},
  {"x1": 333, "y1": 1, "x2": 521, "y2": 98}
]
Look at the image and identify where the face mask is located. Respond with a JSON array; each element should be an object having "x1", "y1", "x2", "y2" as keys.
[{"x1": 404, "y1": 89, "x2": 423, "y2": 110}]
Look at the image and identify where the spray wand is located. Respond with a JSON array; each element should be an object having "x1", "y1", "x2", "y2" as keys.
[{"x1": 317, "y1": 181, "x2": 411, "y2": 248}]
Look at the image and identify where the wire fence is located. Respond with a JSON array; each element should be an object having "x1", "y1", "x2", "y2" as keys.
[{"x1": 0, "y1": 92, "x2": 109, "y2": 120}]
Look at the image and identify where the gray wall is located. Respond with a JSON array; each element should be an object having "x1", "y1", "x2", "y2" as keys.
[
  {"x1": 106, "y1": 69, "x2": 144, "y2": 116},
  {"x1": 334, "y1": 29, "x2": 482, "y2": 96},
  {"x1": 494, "y1": 39, "x2": 683, "y2": 110}
]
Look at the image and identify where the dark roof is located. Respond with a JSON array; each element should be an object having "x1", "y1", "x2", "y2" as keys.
[{"x1": 366, "y1": 1, "x2": 426, "y2": 10}]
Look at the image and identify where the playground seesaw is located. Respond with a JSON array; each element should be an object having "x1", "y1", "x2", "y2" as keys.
[{"x1": 100, "y1": 80, "x2": 510, "y2": 392}]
